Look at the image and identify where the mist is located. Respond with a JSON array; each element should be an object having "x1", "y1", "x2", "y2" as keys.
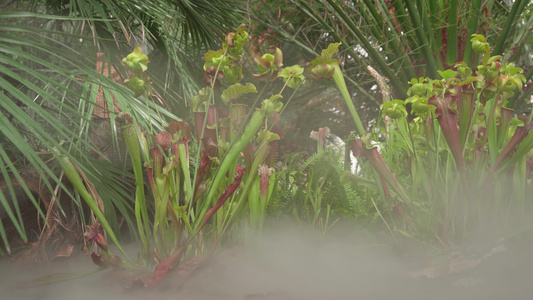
[{"x1": 2, "y1": 222, "x2": 532, "y2": 300}]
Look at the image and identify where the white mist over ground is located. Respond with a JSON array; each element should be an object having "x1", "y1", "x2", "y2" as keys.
[{"x1": 2, "y1": 223, "x2": 533, "y2": 300}]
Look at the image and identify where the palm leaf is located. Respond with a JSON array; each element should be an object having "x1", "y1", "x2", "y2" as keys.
[
  {"x1": 253, "y1": 0, "x2": 533, "y2": 105},
  {"x1": 1, "y1": 0, "x2": 248, "y2": 254}
]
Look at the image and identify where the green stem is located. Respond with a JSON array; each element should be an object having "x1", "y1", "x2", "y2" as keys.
[
  {"x1": 324, "y1": 0, "x2": 408, "y2": 97},
  {"x1": 428, "y1": 0, "x2": 443, "y2": 57},
  {"x1": 404, "y1": 0, "x2": 440, "y2": 78},
  {"x1": 418, "y1": 0, "x2": 443, "y2": 70},
  {"x1": 190, "y1": 48, "x2": 230, "y2": 202},
  {"x1": 53, "y1": 148, "x2": 130, "y2": 260},
  {"x1": 122, "y1": 122, "x2": 151, "y2": 260},
  {"x1": 291, "y1": 1, "x2": 374, "y2": 100},
  {"x1": 445, "y1": 0, "x2": 458, "y2": 66},
  {"x1": 248, "y1": 176, "x2": 261, "y2": 230},
  {"x1": 332, "y1": 64, "x2": 366, "y2": 136},
  {"x1": 391, "y1": 0, "x2": 418, "y2": 51},
  {"x1": 463, "y1": 0, "x2": 482, "y2": 67},
  {"x1": 359, "y1": 0, "x2": 415, "y2": 82},
  {"x1": 193, "y1": 100, "x2": 272, "y2": 232},
  {"x1": 493, "y1": 0, "x2": 527, "y2": 55},
  {"x1": 178, "y1": 142, "x2": 192, "y2": 205}
]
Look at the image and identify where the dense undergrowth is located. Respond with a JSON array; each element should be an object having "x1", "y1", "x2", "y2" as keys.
[
  {"x1": 36, "y1": 29, "x2": 530, "y2": 288},
  {"x1": 0, "y1": 1, "x2": 532, "y2": 290}
]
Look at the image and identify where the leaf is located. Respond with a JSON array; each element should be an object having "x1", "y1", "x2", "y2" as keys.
[
  {"x1": 380, "y1": 100, "x2": 408, "y2": 119},
  {"x1": 200, "y1": 166, "x2": 245, "y2": 229},
  {"x1": 204, "y1": 49, "x2": 227, "y2": 69},
  {"x1": 267, "y1": 94, "x2": 283, "y2": 102},
  {"x1": 321, "y1": 42, "x2": 342, "y2": 59},
  {"x1": 438, "y1": 69, "x2": 457, "y2": 80},
  {"x1": 273, "y1": 47, "x2": 284, "y2": 67},
  {"x1": 122, "y1": 46, "x2": 149, "y2": 73},
  {"x1": 140, "y1": 247, "x2": 185, "y2": 288},
  {"x1": 156, "y1": 131, "x2": 173, "y2": 149},
  {"x1": 278, "y1": 65, "x2": 306, "y2": 89},
  {"x1": 0, "y1": 0, "x2": 239, "y2": 251},
  {"x1": 493, "y1": 122, "x2": 533, "y2": 171},
  {"x1": 221, "y1": 83, "x2": 257, "y2": 104},
  {"x1": 257, "y1": 129, "x2": 280, "y2": 144}
]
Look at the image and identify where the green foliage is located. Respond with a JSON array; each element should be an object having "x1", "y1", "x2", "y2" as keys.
[
  {"x1": 252, "y1": 47, "x2": 284, "y2": 81},
  {"x1": 380, "y1": 100, "x2": 407, "y2": 120},
  {"x1": 0, "y1": 0, "x2": 246, "y2": 256},
  {"x1": 373, "y1": 35, "x2": 532, "y2": 244},
  {"x1": 4, "y1": 0, "x2": 532, "y2": 279},
  {"x1": 278, "y1": 65, "x2": 306, "y2": 89},
  {"x1": 122, "y1": 46, "x2": 149, "y2": 73},
  {"x1": 221, "y1": 83, "x2": 257, "y2": 105},
  {"x1": 271, "y1": 140, "x2": 374, "y2": 233},
  {"x1": 251, "y1": 0, "x2": 533, "y2": 130},
  {"x1": 65, "y1": 25, "x2": 314, "y2": 275}
]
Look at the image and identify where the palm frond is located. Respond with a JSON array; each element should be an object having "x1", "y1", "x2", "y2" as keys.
[
  {"x1": 252, "y1": 0, "x2": 533, "y2": 107},
  {"x1": 1, "y1": 0, "x2": 249, "y2": 255},
  {"x1": 0, "y1": 11, "x2": 161, "y2": 253}
]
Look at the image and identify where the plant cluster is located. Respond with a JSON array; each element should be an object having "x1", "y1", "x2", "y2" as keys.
[
  {"x1": 292, "y1": 35, "x2": 531, "y2": 245},
  {"x1": 374, "y1": 35, "x2": 531, "y2": 244},
  {"x1": 16, "y1": 8, "x2": 532, "y2": 290},
  {"x1": 0, "y1": 0, "x2": 246, "y2": 256},
  {"x1": 250, "y1": 0, "x2": 533, "y2": 143},
  {"x1": 50, "y1": 26, "x2": 326, "y2": 287},
  {"x1": 60, "y1": 33, "x2": 531, "y2": 280}
]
